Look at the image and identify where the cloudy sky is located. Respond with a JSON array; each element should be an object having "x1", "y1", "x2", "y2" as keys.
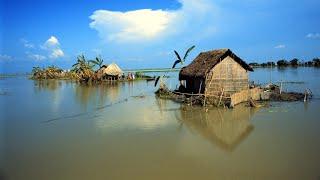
[{"x1": 1, "y1": 0, "x2": 320, "y2": 73}]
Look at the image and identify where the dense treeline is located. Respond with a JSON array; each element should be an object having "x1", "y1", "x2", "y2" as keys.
[
  {"x1": 31, "y1": 55, "x2": 103, "y2": 81},
  {"x1": 249, "y1": 58, "x2": 320, "y2": 68},
  {"x1": 31, "y1": 54, "x2": 152, "y2": 82}
]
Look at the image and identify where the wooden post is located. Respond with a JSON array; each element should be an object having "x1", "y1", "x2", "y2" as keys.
[
  {"x1": 304, "y1": 89, "x2": 308, "y2": 102},
  {"x1": 218, "y1": 88, "x2": 224, "y2": 107},
  {"x1": 198, "y1": 80, "x2": 203, "y2": 94}
]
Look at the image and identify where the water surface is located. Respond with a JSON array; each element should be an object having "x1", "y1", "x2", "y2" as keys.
[{"x1": 1, "y1": 67, "x2": 320, "y2": 180}]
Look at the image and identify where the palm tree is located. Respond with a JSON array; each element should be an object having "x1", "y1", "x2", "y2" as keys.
[
  {"x1": 72, "y1": 54, "x2": 95, "y2": 79},
  {"x1": 32, "y1": 66, "x2": 42, "y2": 75},
  {"x1": 155, "y1": 45, "x2": 196, "y2": 87},
  {"x1": 32, "y1": 66, "x2": 43, "y2": 78},
  {"x1": 172, "y1": 45, "x2": 196, "y2": 68},
  {"x1": 89, "y1": 56, "x2": 104, "y2": 69}
]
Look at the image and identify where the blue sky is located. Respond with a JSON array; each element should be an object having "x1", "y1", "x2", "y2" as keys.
[{"x1": 1, "y1": 0, "x2": 320, "y2": 73}]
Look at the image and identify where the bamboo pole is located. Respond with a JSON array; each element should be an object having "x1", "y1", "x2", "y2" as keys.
[
  {"x1": 218, "y1": 88, "x2": 224, "y2": 106},
  {"x1": 198, "y1": 80, "x2": 203, "y2": 94},
  {"x1": 172, "y1": 91, "x2": 231, "y2": 99}
]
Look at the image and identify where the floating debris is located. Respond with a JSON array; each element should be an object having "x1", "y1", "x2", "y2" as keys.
[
  {"x1": 131, "y1": 95, "x2": 146, "y2": 99},
  {"x1": 155, "y1": 83, "x2": 312, "y2": 108}
]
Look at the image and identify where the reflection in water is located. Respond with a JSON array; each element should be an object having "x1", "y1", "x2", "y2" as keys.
[
  {"x1": 34, "y1": 80, "x2": 64, "y2": 112},
  {"x1": 1, "y1": 68, "x2": 320, "y2": 179},
  {"x1": 95, "y1": 96, "x2": 174, "y2": 131},
  {"x1": 175, "y1": 105, "x2": 259, "y2": 152},
  {"x1": 33, "y1": 80, "x2": 62, "y2": 92},
  {"x1": 74, "y1": 82, "x2": 121, "y2": 108}
]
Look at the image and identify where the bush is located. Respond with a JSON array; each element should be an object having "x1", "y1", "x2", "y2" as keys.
[
  {"x1": 277, "y1": 60, "x2": 289, "y2": 66},
  {"x1": 290, "y1": 58, "x2": 299, "y2": 66}
]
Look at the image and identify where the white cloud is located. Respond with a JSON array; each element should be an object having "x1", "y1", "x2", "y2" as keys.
[
  {"x1": 22, "y1": 36, "x2": 65, "y2": 61},
  {"x1": 49, "y1": 49, "x2": 64, "y2": 59},
  {"x1": 92, "y1": 48, "x2": 102, "y2": 54},
  {"x1": 306, "y1": 33, "x2": 320, "y2": 39},
  {"x1": 42, "y1": 36, "x2": 65, "y2": 59},
  {"x1": 27, "y1": 52, "x2": 47, "y2": 61},
  {"x1": 89, "y1": 0, "x2": 217, "y2": 43},
  {"x1": 21, "y1": 39, "x2": 35, "y2": 49},
  {"x1": 0, "y1": 54, "x2": 13, "y2": 61},
  {"x1": 274, "y1": 44, "x2": 285, "y2": 49},
  {"x1": 44, "y1": 36, "x2": 60, "y2": 47}
]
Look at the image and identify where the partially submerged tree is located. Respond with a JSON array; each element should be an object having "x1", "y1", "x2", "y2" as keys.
[
  {"x1": 89, "y1": 56, "x2": 104, "y2": 69},
  {"x1": 313, "y1": 58, "x2": 320, "y2": 67},
  {"x1": 72, "y1": 54, "x2": 95, "y2": 80},
  {"x1": 290, "y1": 58, "x2": 299, "y2": 66},
  {"x1": 277, "y1": 59, "x2": 289, "y2": 67},
  {"x1": 172, "y1": 45, "x2": 196, "y2": 69},
  {"x1": 155, "y1": 45, "x2": 196, "y2": 87},
  {"x1": 32, "y1": 66, "x2": 42, "y2": 76}
]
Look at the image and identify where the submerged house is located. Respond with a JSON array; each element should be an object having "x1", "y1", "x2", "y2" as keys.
[
  {"x1": 179, "y1": 49, "x2": 254, "y2": 106},
  {"x1": 97, "y1": 63, "x2": 123, "y2": 81}
]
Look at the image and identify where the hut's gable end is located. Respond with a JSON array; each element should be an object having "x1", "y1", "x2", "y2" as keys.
[{"x1": 205, "y1": 56, "x2": 249, "y2": 96}]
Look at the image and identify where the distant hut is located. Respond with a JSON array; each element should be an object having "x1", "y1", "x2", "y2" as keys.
[
  {"x1": 97, "y1": 63, "x2": 123, "y2": 81},
  {"x1": 179, "y1": 49, "x2": 254, "y2": 106}
]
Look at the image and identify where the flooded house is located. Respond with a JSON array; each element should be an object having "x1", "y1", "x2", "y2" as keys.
[
  {"x1": 97, "y1": 63, "x2": 123, "y2": 81},
  {"x1": 179, "y1": 49, "x2": 254, "y2": 107}
]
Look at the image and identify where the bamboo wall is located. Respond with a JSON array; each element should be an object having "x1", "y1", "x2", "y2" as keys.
[
  {"x1": 230, "y1": 87, "x2": 264, "y2": 107},
  {"x1": 205, "y1": 56, "x2": 249, "y2": 97}
]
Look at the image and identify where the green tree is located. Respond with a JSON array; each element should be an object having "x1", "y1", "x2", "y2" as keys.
[
  {"x1": 290, "y1": 58, "x2": 299, "y2": 66},
  {"x1": 89, "y1": 56, "x2": 104, "y2": 69},
  {"x1": 313, "y1": 58, "x2": 320, "y2": 67},
  {"x1": 72, "y1": 54, "x2": 95, "y2": 79},
  {"x1": 156, "y1": 45, "x2": 196, "y2": 87},
  {"x1": 172, "y1": 45, "x2": 196, "y2": 69},
  {"x1": 277, "y1": 59, "x2": 289, "y2": 67},
  {"x1": 32, "y1": 66, "x2": 42, "y2": 75}
]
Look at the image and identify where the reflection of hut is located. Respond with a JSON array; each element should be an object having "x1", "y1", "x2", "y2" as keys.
[
  {"x1": 97, "y1": 63, "x2": 123, "y2": 81},
  {"x1": 106, "y1": 82, "x2": 120, "y2": 102},
  {"x1": 177, "y1": 104, "x2": 258, "y2": 152},
  {"x1": 179, "y1": 49, "x2": 254, "y2": 106}
]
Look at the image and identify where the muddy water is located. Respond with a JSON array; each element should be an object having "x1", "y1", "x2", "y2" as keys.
[{"x1": 1, "y1": 67, "x2": 320, "y2": 180}]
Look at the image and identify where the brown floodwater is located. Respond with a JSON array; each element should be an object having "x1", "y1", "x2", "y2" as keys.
[{"x1": 1, "y1": 67, "x2": 320, "y2": 180}]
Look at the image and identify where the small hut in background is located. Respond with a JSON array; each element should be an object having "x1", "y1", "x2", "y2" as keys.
[
  {"x1": 97, "y1": 63, "x2": 123, "y2": 81},
  {"x1": 179, "y1": 49, "x2": 254, "y2": 107}
]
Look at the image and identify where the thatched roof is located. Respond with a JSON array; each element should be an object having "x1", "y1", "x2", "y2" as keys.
[
  {"x1": 102, "y1": 63, "x2": 123, "y2": 76},
  {"x1": 179, "y1": 49, "x2": 253, "y2": 80}
]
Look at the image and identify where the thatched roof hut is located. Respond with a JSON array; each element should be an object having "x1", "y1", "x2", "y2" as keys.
[
  {"x1": 103, "y1": 63, "x2": 123, "y2": 76},
  {"x1": 179, "y1": 49, "x2": 253, "y2": 80},
  {"x1": 178, "y1": 48, "x2": 253, "y2": 106},
  {"x1": 96, "y1": 63, "x2": 123, "y2": 81}
]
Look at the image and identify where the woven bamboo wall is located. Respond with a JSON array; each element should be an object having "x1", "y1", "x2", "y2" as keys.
[
  {"x1": 205, "y1": 56, "x2": 249, "y2": 97},
  {"x1": 230, "y1": 87, "x2": 264, "y2": 106}
]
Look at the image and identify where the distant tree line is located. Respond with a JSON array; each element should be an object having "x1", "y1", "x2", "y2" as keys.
[{"x1": 249, "y1": 58, "x2": 320, "y2": 68}]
